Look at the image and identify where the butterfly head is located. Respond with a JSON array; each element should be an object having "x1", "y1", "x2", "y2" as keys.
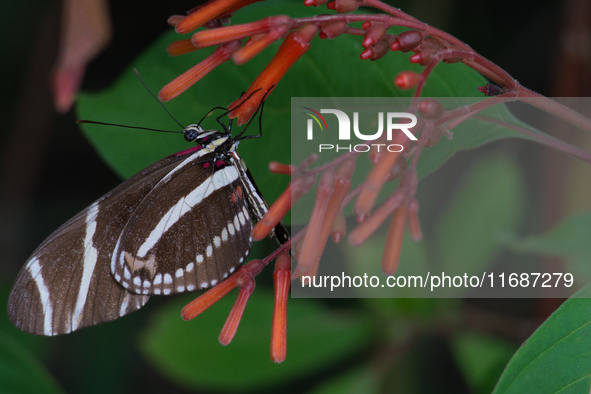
[{"x1": 183, "y1": 124, "x2": 225, "y2": 143}]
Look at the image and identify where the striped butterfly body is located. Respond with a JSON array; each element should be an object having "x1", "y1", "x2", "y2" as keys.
[{"x1": 8, "y1": 119, "x2": 288, "y2": 336}]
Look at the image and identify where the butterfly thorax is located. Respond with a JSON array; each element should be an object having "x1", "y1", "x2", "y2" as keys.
[{"x1": 175, "y1": 126, "x2": 240, "y2": 162}]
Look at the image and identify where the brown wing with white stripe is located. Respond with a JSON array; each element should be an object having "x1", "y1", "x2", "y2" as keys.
[
  {"x1": 7, "y1": 153, "x2": 193, "y2": 335},
  {"x1": 110, "y1": 155, "x2": 253, "y2": 296}
]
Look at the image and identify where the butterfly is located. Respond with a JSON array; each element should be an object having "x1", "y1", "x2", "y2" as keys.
[{"x1": 8, "y1": 93, "x2": 289, "y2": 336}]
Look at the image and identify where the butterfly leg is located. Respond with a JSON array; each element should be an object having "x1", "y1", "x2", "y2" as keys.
[{"x1": 234, "y1": 85, "x2": 275, "y2": 141}]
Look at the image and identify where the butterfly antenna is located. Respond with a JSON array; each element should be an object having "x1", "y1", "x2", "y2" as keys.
[
  {"x1": 197, "y1": 106, "x2": 228, "y2": 128},
  {"x1": 76, "y1": 120, "x2": 184, "y2": 134},
  {"x1": 133, "y1": 68, "x2": 185, "y2": 129}
]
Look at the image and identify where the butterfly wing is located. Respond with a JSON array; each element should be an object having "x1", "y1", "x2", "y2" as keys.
[
  {"x1": 8, "y1": 153, "x2": 191, "y2": 335},
  {"x1": 110, "y1": 151, "x2": 253, "y2": 295}
]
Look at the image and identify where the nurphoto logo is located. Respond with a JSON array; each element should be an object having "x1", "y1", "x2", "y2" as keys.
[{"x1": 303, "y1": 107, "x2": 418, "y2": 153}]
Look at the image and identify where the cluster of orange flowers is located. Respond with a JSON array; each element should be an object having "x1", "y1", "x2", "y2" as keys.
[{"x1": 156, "y1": 0, "x2": 531, "y2": 363}]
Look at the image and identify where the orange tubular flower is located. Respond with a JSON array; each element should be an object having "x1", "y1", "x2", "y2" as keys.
[
  {"x1": 191, "y1": 15, "x2": 293, "y2": 48},
  {"x1": 252, "y1": 174, "x2": 316, "y2": 241},
  {"x1": 317, "y1": 160, "x2": 354, "y2": 244},
  {"x1": 297, "y1": 171, "x2": 335, "y2": 275},
  {"x1": 382, "y1": 204, "x2": 408, "y2": 276},
  {"x1": 232, "y1": 23, "x2": 290, "y2": 65},
  {"x1": 252, "y1": 184, "x2": 292, "y2": 242},
  {"x1": 348, "y1": 191, "x2": 405, "y2": 247},
  {"x1": 354, "y1": 132, "x2": 411, "y2": 222},
  {"x1": 271, "y1": 253, "x2": 291, "y2": 363},
  {"x1": 331, "y1": 213, "x2": 347, "y2": 243},
  {"x1": 181, "y1": 259, "x2": 265, "y2": 321},
  {"x1": 180, "y1": 276, "x2": 237, "y2": 320},
  {"x1": 298, "y1": 160, "x2": 355, "y2": 275},
  {"x1": 408, "y1": 199, "x2": 423, "y2": 241},
  {"x1": 228, "y1": 23, "x2": 318, "y2": 125},
  {"x1": 167, "y1": 15, "x2": 184, "y2": 26},
  {"x1": 219, "y1": 271, "x2": 255, "y2": 345},
  {"x1": 167, "y1": 38, "x2": 199, "y2": 57},
  {"x1": 159, "y1": 40, "x2": 241, "y2": 102},
  {"x1": 175, "y1": 0, "x2": 265, "y2": 34},
  {"x1": 269, "y1": 161, "x2": 297, "y2": 175}
]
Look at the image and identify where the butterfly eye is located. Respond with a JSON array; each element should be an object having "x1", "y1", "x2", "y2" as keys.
[{"x1": 183, "y1": 125, "x2": 202, "y2": 142}]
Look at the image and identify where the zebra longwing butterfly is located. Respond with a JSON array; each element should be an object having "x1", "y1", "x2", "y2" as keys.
[{"x1": 8, "y1": 101, "x2": 289, "y2": 336}]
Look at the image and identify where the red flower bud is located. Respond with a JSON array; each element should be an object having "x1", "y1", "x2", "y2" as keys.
[
  {"x1": 392, "y1": 30, "x2": 423, "y2": 52},
  {"x1": 410, "y1": 37, "x2": 443, "y2": 65},
  {"x1": 477, "y1": 83, "x2": 503, "y2": 97},
  {"x1": 362, "y1": 23, "x2": 387, "y2": 48},
  {"x1": 360, "y1": 38, "x2": 390, "y2": 61},
  {"x1": 327, "y1": 0, "x2": 360, "y2": 13},
  {"x1": 394, "y1": 71, "x2": 419, "y2": 90},
  {"x1": 304, "y1": 0, "x2": 329, "y2": 6},
  {"x1": 319, "y1": 20, "x2": 348, "y2": 39},
  {"x1": 418, "y1": 98, "x2": 444, "y2": 119}
]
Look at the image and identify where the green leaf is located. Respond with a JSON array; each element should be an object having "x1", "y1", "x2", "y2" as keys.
[
  {"x1": 504, "y1": 212, "x2": 591, "y2": 266},
  {"x1": 414, "y1": 110, "x2": 532, "y2": 180},
  {"x1": 139, "y1": 290, "x2": 373, "y2": 392},
  {"x1": 502, "y1": 212, "x2": 591, "y2": 288},
  {"x1": 76, "y1": 1, "x2": 543, "y2": 212},
  {"x1": 0, "y1": 331, "x2": 64, "y2": 394},
  {"x1": 434, "y1": 153, "x2": 525, "y2": 294},
  {"x1": 451, "y1": 332, "x2": 516, "y2": 394},
  {"x1": 493, "y1": 284, "x2": 591, "y2": 394}
]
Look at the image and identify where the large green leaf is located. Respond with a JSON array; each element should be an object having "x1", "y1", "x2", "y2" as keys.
[
  {"x1": 493, "y1": 284, "x2": 591, "y2": 394},
  {"x1": 76, "y1": 0, "x2": 542, "y2": 209},
  {"x1": 139, "y1": 290, "x2": 373, "y2": 392}
]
